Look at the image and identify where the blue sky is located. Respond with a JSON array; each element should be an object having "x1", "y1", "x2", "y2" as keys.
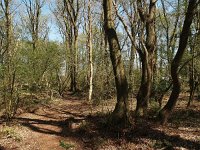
[
  {"x1": 16, "y1": 0, "x2": 62, "y2": 42},
  {"x1": 42, "y1": 0, "x2": 62, "y2": 42}
]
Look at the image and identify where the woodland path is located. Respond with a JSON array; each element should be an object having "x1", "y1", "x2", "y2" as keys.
[
  {"x1": 0, "y1": 94, "x2": 96, "y2": 150},
  {"x1": 0, "y1": 93, "x2": 200, "y2": 150}
]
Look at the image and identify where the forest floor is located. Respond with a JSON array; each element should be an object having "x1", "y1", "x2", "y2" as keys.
[{"x1": 0, "y1": 92, "x2": 200, "y2": 150}]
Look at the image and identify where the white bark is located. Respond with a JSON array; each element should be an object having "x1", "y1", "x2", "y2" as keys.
[{"x1": 88, "y1": 0, "x2": 93, "y2": 102}]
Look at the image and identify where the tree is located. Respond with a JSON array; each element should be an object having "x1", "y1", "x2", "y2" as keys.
[
  {"x1": 187, "y1": 6, "x2": 200, "y2": 107},
  {"x1": 103, "y1": 0, "x2": 129, "y2": 124},
  {"x1": 63, "y1": 0, "x2": 80, "y2": 92},
  {"x1": 87, "y1": 0, "x2": 93, "y2": 102},
  {"x1": 159, "y1": 0, "x2": 199, "y2": 124},
  {"x1": 150, "y1": 0, "x2": 182, "y2": 107},
  {"x1": 21, "y1": 0, "x2": 45, "y2": 87},
  {"x1": 0, "y1": 0, "x2": 18, "y2": 120},
  {"x1": 135, "y1": 0, "x2": 157, "y2": 116},
  {"x1": 113, "y1": 0, "x2": 138, "y2": 93}
]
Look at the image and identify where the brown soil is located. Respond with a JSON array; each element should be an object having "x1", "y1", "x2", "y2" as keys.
[{"x1": 0, "y1": 93, "x2": 200, "y2": 150}]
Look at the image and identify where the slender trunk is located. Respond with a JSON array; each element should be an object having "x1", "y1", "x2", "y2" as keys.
[
  {"x1": 129, "y1": 44, "x2": 135, "y2": 93},
  {"x1": 69, "y1": 31, "x2": 74, "y2": 91},
  {"x1": 187, "y1": 83, "x2": 198, "y2": 107},
  {"x1": 136, "y1": 51, "x2": 152, "y2": 116},
  {"x1": 74, "y1": 27, "x2": 78, "y2": 92},
  {"x1": 5, "y1": 0, "x2": 12, "y2": 120},
  {"x1": 159, "y1": 0, "x2": 197, "y2": 124},
  {"x1": 3, "y1": 0, "x2": 15, "y2": 120},
  {"x1": 69, "y1": 26, "x2": 77, "y2": 92},
  {"x1": 103, "y1": 0, "x2": 129, "y2": 124},
  {"x1": 88, "y1": 0, "x2": 93, "y2": 102},
  {"x1": 187, "y1": 15, "x2": 200, "y2": 107},
  {"x1": 64, "y1": 0, "x2": 80, "y2": 93},
  {"x1": 187, "y1": 50, "x2": 195, "y2": 107}
]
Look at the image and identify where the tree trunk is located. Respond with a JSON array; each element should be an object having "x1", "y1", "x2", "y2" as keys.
[
  {"x1": 136, "y1": 51, "x2": 152, "y2": 116},
  {"x1": 88, "y1": 0, "x2": 93, "y2": 102},
  {"x1": 63, "y1": 0, "x2": 80, "y2": 93},
  {"x1": 113, "y1": 1, "x2": 138, "y2": 95},
  {"x1": 103, "y1": 0, "x2": 129, "y2": 124},
  {"x1": 128, "y1": 44, "x2": 135, "y2": 93},
  {"x1": 188, "y1": 49, "x2": 195, "y2": 107},
  {"x1": 74, "y1": 27, "x2": 78, "y2": 92},
  {"x1": 136, "y1": 0, "x2": 156, "y2": 116},
  {"x1": 70, "y1": 27, "x2": 78, "y2": 92},
  {"x1": 187, "y1": 16, "x2": 200, "y2": 107},
  {"x1": 2, "y1": 0, "x2": 16, "y2": 120},
  {"x1": 159, "y1": 0, "x2": 197, "y2": 124}
]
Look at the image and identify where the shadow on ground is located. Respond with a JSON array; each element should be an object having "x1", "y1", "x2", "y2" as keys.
[
  {"x1": 13, "y1": 109, "x2": 200, "y2": 150},
  {"x1": 169, "y1": 108, "x2": 200, "y2": 128},
  {"x1": 1, "y1": 93, "x2": 200, "y2": 150}
]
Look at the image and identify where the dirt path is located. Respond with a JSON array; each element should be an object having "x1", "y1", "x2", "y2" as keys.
[
  {"x1": 0, "y1": 94, "x2": 200, "y2": 150},
  {"x1": 0, "y1": 95, "x2": 94, "y2": 150}
]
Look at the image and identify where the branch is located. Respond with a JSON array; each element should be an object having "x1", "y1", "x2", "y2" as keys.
[
  {"x1": 169, "y1": 0, "x2": 180, "y2": 48},
  {"x1": 178, "y1": 53, "x2": 200, "y2": 73},
  {"x1": 113, "y1": 1, "x2": 135, "y2": 47},
  {"x1": 64, "y1": 0, "x2": 79, "y2": 27},
  {"x1": 0, "y1": 3, "x2": 5, "y2": 14},
  {"x1": 137, "y1": 0, "x2": 146, "y2": 22}
]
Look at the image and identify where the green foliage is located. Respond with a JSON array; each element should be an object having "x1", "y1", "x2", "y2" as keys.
[
  {"x1": 16, "y1": 40, "x2": 64, "y2": 90},
  {"x1": 59, "y1": 140, "x2": 75, "y2": 150},
  {"x1": 0, "y1": 38, "x2": 65, "y2": 119},
  {"x1": 0, "y1": 126, "x2": 22, "y2": 142}
]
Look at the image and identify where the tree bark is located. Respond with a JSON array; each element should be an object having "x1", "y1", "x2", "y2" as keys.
[
  {"x1": 64, "y1": 0, "x2": 79, "y2": 92},
  {"x1": 136, "y1": 0, "x2": 157, "y2": 116},
  {"x1": 128, "y1": 44, "x2": 135, "y2": 92},
  {"x1": 188, "y1": 46, "x2": 195, "y2": 107},
  {"x1": 103, "y1": 0, "x2": 129, "y2": 124},
  {"x1": 113, "y1": 1, "x2": 138, "y2": 94},
  {"x1": 1, "y1": 0, "x2": 16, "y2": 120},
  {"x1": 187, "y1": 15, "x2": 200, "y2": 107},
  {"x1": 87, "y1": 0, "x2": 93, "y2": 102},
  {"x1": 159, "y1": 0, "x2": 198, "y2": 125}
]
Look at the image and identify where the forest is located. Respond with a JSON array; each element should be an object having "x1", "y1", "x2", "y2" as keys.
[{"x1": 0, "y1": 0, "x2": 200, "y2": 149}]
